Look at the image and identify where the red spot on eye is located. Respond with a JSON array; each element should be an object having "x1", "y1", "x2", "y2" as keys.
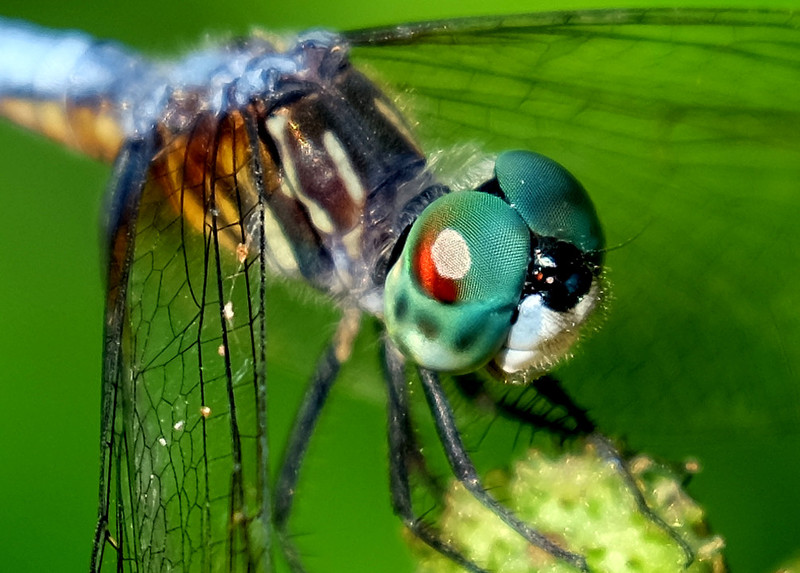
[{"x1": 413, "y1": 232, "x2": 459, "y2": 303}]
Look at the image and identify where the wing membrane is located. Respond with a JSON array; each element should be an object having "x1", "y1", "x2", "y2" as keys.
[
  {"x1": 96, "y1": 110, "x2": 271, "y2": 572},
  {"x1": 347, "y1": 8, "x2": 800, "y2": 438}
]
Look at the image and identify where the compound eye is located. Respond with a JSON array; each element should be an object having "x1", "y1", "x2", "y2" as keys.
[
  {"x1": 495, "y1": 150, "x2": 604, "y2": 254},
  {"x1": 384, "y1": 191, "x2": 530, "y2": 372}
]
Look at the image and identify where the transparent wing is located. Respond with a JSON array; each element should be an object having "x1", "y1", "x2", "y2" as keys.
[
  {"x1": 345, "y1": 8, "x2": 800, "y2": 570},
  {"x1": 94, "y1": 111, "x2": 271, "y2": 572},
  {"x1": 347, "y1": 7, "x2": 800, "y2": 441}
]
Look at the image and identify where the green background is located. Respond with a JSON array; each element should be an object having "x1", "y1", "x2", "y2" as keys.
[{"x1": 0, "y1": 1, "x2": 798, "y2": 572}]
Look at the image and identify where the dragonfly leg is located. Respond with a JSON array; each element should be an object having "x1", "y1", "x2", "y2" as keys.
[
  {"x1": 417, "y1": 368, "x2": 590, "y2": 572},
  {"x1": 382, "y1": 341, "x2": 490, "y2": 573},
  {"x1": 589, "y1": 433, "x2": 695, "y2": 567},
  {"x1": 274, "y1": 308, "x2": 361, "y2": 572},
  {"x1": 455, "y1": 371, "x2": 694, "y2": 567},
  {"x1": 452, "y1": 373, "x2": 596, "y2": 439}
]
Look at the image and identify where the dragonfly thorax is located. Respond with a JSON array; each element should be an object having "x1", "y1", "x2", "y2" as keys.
[{"x1": 143, "y1": 33, "x2": 434, "y2": 307}]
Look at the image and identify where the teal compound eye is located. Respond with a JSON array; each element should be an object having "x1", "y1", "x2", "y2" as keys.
[
  {"x1": 494, "y1": 150, "x2": 604, "y2": 253},
  {"x1": 384, "y1": 191, "x2": 530, "y2": 372}
]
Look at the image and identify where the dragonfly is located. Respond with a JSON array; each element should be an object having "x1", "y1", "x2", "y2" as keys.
[{"x1": 1, "y1": 6, "x2": 799, "y2": 573}]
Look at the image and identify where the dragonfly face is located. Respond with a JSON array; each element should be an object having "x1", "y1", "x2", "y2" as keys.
[
  {"x1": 1, "y1": 6, "x2": 799, "y2": 573},
  {"x1": 384, "y1": 151, "x2": 604, "y2": 374}
]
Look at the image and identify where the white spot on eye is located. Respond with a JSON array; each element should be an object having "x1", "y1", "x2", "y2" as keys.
[
  {"x1": 218, "y1": 344, "x2": 226, "y2": 357},
  {"x1": 223, "y1": 301, "x2": 234, "y2": 321},
  {"x1": 431, "y1": 228, "x2": 471, "y2": 280},
  {"x1": 158, "y1": 437, "x2": 167, "y2": 447},
  {"x1": 200, "y1": 406, "x2": 212, "y2": 418},
  {"x1": 173, "y1": 420, "x2": 185, "y2": 432}
]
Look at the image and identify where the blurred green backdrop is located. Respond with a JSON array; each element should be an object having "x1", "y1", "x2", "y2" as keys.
[{"x1": 0, "y1": 1, "x2": 797, "y2": 573}]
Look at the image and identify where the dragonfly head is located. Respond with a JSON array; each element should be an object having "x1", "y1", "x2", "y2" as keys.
[{"x1": 383, "y1": 150, "x2": 604, "y2": 379}]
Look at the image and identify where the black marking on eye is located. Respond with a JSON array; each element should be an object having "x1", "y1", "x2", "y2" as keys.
[
  {"x1": 417, "y1": 315, "x2": 439, "y2": 339},
  {"x1": 395, "y1": 292, "x2": 408, "y2": 321},
  {"x1": 454, "y1": 325, "x2": 480, "y2": 353}
]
